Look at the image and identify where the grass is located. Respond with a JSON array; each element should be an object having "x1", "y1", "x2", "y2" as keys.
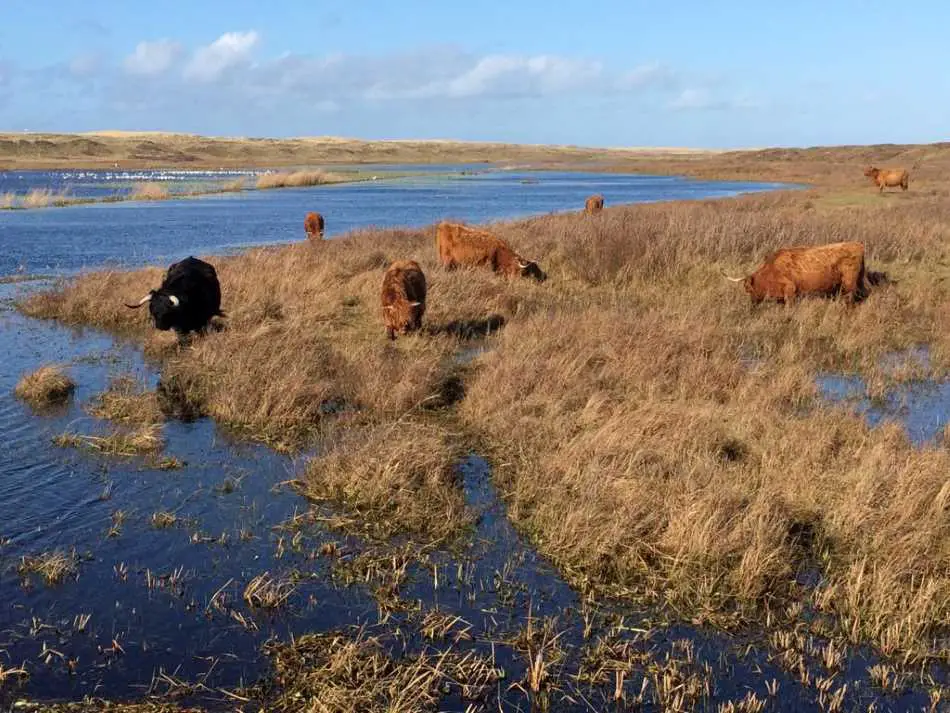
[
  {"x1": 129, "y1": 181, "x2": 170, "y2": 200},
  {"x1": 87, "y1": 374, "x2": 163, "y2": 426},
  {"x1": 17, "y1": 153, "x2": 950, "y2": 666},
  {"x1": 18, "y1": 549, "x2": 79, "y2": 585},
  {"x1": 262, "y1": 628, "x2": 500, "y2": 712},
  {"x1": 54, "y1": 424, "x2": 164, "y2": 456},
  {"x1": 255, "y1": 169, "x2": 347, "y2": 189},
  {"x1": 14, "y1": 365, "x2": 75, "y2": 408},
  {"x1": 243, "y1": 571, "x2": 297, "y2": 609}
]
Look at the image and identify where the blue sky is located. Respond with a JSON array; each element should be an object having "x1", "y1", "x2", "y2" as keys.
[{"x1": 1, "y1": 1, "x2": 947, "y2": 147}]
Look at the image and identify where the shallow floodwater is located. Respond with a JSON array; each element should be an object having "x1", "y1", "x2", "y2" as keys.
[
  {"x1": 0, "y1": 169, "x2": 785, "y2": 277},
  {"x1": 1, "y1": 171, "x2": 943, "y2": 709}
]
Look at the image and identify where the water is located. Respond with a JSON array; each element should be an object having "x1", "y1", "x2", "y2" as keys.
[
  {"x1": 3, "y1": 169, "x2": 940, "y2": 709},
  {"x1": 817, "y1": 349, "x2": 950, "y2": 446},
  {"x1": 0, "y1": 169, "x2": 785, "y2": 277}
]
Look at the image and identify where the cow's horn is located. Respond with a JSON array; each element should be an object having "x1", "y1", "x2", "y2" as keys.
[
  {"x1": 169, "y1": 295, "x2": 180, "y2": 307},
  {"x1": 719, "y1": 268, "x2": 745, "y2": 283},
  {"x1": 124, "y1": 294, "x2": 151, "y2": 309},
  {"x1": 409, "y1": 301, "x2": 422, "y2": 307},
  {"x1": 518, "y1": 260, "x2": 530, "y2": 269}
]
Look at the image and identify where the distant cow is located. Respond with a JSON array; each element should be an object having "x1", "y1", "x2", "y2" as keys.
[
  {"x1": 125, "y1": 256, "x2": 224, "y2": 335},
  {"x1": 381, "y1": 260, "x2": 426, "y2": 340},
  {"x1": 585, "y1": 194, "x2": 605, "y2": 215},
  {"x1": 721, "y1": 242, "x2": 871, "y2": 304},
  {"x1": 304, "y1": 211, "x2": 325, "y2": 239},
  {"x1": 864, "y1": 166, "x2": 909, "y2": 192},
  {"x1": 435, "y1": 222, "x2": 546, "y2": 282}
]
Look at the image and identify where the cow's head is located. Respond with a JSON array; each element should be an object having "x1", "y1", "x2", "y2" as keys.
[
  {"x1": 125, "y1": 290, "x2": 181, "y2": 331},
  {"x1": 518, "y1": 260, "x2": 547, "y2": 283},
  {"x1": 863, "y1": 166, "x2": 878, "y2": 178},
  {"x1": 721, "y1": 268, "x2": 758, "y2": 298}
]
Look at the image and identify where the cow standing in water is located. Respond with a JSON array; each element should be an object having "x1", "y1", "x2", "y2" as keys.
[
  {"x1": 585, "y1": 194, "x2": 605, "y2": 215},
  {"x1": 305, "y1": 211, "x2": 325, "y2": 239},
  {"x1": 435, "y1": 222, "x2": 546, "y2": 282},
  {"x1": 125, "y1": 256, "x2": 224, "y2": 335},
  {"x1": 381, "y1": 260, "x2": 427, "y2": 340},
  {"x1": 864, "y1": 166, "x2": 910, "y2": 193},
  {"x1": 721, "y1": 242, "x2": 874, "y2": 304}
]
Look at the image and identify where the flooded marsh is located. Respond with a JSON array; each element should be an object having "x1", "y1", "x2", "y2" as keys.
[{"x1": 2, "y1": 167, "x2": 949, "y2": 711}]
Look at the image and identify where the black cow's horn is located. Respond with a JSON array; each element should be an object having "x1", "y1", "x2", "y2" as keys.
[{"x1": 124, "y1": 294, "x2": 151, "y2": 309}]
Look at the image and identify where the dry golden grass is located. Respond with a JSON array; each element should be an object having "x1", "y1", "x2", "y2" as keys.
[
  {"x1": 243, "y1": 571, "x2": 297, "y2": 608},
  {"x1": 301, "y1": 421, "x2": 471, "y2": 541},
  {"x1": 87, "y1": 375, "x2": 163, "y2": 426},
  {"x1": 54, "y1": 424, "x2": 164, "y2": 456},
  {"x1": 19, "y1": 179, "x2": 950, "y2": 662},
  {"x1": 255, "y1": 170, "x2": 345, "y2": 189},
  {"x1": 18, "y1": 549, "x2": 79, "y2": 585},
  {"x1": 129, "y1": 181, "x2": 170, "y2": 200},
  {"x1": 263, "y1": 629, "x2": 500, "y2": 712},
  {"x1": 14, "y1": 365, "x2": 75, "y2": 408}
]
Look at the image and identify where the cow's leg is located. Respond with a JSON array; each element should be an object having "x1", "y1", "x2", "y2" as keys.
[{"x1": 387, "y1": 327, "x2": 396, "y2": 341}]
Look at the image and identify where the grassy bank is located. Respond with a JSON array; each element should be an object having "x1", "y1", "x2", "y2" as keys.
[
  {"x1": 21, "y1": 178, "x2": 950, "y2": 668},
  {"x1": 0, "y1": 171, "x2": 381, "y2": 211}
]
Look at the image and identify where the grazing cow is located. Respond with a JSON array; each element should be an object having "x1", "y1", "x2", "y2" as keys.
[
  {"x1": 721, "y1": 241, "x2": 870, "y2": 304},
  {"x1": 304, "y1": 211, "x2": 325, "y2": 239},
  {"x1": 585, "y1": 194, "x2": 605, "y2": 215},
  {"x1": 381, "y1": 260, "x2": 426, "y2": 340},
  {"x1": 125, "y1": 256, "x2": 223, "y2": 335},
  {"x1": 435, "y1": 222, "x2": 546, "y2": 282},
  {"x1": 864, "y1": 166, "x2": 909, "y2": 192}
]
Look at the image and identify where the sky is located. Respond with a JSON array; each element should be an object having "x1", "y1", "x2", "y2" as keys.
[{"x1": 0, "y1": 1, "x2": 948, "y2": 148}]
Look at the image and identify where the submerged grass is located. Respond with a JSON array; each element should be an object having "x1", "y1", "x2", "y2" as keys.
[
  {"x1": 18, "y1": 549, "x2": 79, "y2": 585},
  {"x1": 54, "y1": 424, "x2": 164, "y2": 456},
  {"x1": 263, "y1": 628, "x2": 500, "y2": 712},
  {"x1": 18, "y1": 175, "x2": 950, "y2": 662},
  {"x1": 14, "y1": 365, "x2": 75, "y2": 408}
]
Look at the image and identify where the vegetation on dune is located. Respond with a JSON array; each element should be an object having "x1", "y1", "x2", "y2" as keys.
[
  {"x1": 18, "y1": 155, "x2": 950, "y2": 669},
  {"x1": 14, "y1": 365, "x2": 76, "y2": 409}
]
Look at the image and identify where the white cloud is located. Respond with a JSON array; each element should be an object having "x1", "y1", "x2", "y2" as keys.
[
  {"x1": 619, "y1": 62, "x2": 677, "y2": 90},
  {"x1": 184, "y1": 31, "x2": 260, "y2": 82},
  {"x1": 670, "y1": 88, "x2": 763, "y2": 112},
  {"x1": 69, "y1": 52, "x2": 101, "y2": 79},
  {"x1": 123, "y1": 40, "x2": 182, "y2": 76}
]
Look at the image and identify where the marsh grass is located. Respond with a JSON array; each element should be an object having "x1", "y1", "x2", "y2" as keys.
[
  {"x1": 19, "y1": 181, "x2": 950, "y2": 661},
  {"x1": 301, "y1": 421, "x2": 471, "y2": 541},
  {"x1": 54, "y1": 423, "x2": 164, "y2": 456},
  {"x1": 243, "y1": 571, "x2": 297, "y2": 609},
  {"x1": 87, "y1": 375, "x2": 163, "y2": 427},
  {"x1": 22, "y1": 188, "x2": 69, "y2": 208},
  {"x1": 255, "y1": 170, "x2": 346, "y2": 189},
  {"x1": 14, "y1": 365, "x2": 75, "y2": 408},
  {"x1": 129, "y1": 182, "x2": 170, "y2": 200},
  {"x1": 18, "y1": 549, "x2": 79, "y2": 585},
  {"x1": 263, "y1": 628, "x2": 500, "y2": 712}
]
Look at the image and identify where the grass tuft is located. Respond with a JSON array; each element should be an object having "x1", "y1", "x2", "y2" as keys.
[
  {"x1": 18, "y1": 549, "x2": 79, "y2": 585},
  {"x1": 129, "y1": 181, "x2": 170, "y2": 200},
  {"x1": 14, "y1": 365, "x2": 75, "y2": 408},
  {"x1": 255, "y1": 170, "x2": 345, "y2": 189}
]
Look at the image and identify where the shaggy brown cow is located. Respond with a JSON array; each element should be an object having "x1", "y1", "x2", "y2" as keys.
[
  {"x1": 864, "y1": 166, "x2": 909, "y2": 192},
  {"x1": 722, "y1": 241, "x2": 870, "y2": 304},
  {"x1": 304, "y1": 211, "x2": 325, "y2": 239},
  {"x1": 381, "y1": 260, "x2": 426, "y2": 340},
  {"x1": 435, "y1": 222, "x2": 546, "y2": 282},
  {"x1": 585, "y1": 194, "x2": 605, "y2": 215}
]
